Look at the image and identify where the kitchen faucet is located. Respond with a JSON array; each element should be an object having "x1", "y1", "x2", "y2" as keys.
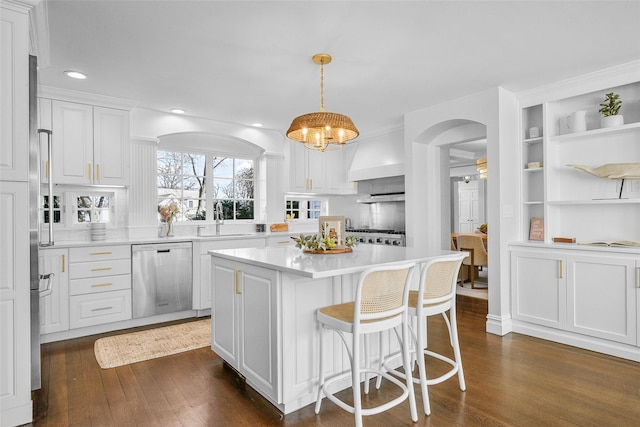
[{"x1": 214, "y1": 201, "x2": 224, "y2": 235}]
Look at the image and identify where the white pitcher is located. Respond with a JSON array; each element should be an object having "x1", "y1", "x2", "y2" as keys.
[{"x1": 565, "y1": 110, "x2": 587, "y2": 133}]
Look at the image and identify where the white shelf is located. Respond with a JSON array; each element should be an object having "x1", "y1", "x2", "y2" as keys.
[
  {"x1": 523, "y1": 167, "x2": 543, "y2": 173},
  {"x1": 524, "y1": 201, "x2": 543, "y2": 205},
  {"x1": 547, "y1": 198, "x2": 640, "y2": 205},
  {"x1": 523, "y1": 137, "x2": 543, "y2": 144},
  {"x1": 550, "y1": 122, "x2": 640, "y2": 143}
]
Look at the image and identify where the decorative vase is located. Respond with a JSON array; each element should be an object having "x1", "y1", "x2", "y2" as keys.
[
  {"x1": 601, "y1": 115, "x2": 623, "y2": 128},
  {"x1": 565, "y1": 110, "x2": 587, "y2": 133},
  {"x1": 166, "y1": 220, "x2": 174, "y2": 237}
]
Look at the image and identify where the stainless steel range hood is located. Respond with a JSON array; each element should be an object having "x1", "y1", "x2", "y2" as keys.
[{"x1": 356, "y1": 192, "x2": 405, "y2": 203}]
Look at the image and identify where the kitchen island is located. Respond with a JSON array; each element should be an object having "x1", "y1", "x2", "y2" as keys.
[{"x1": 208, "y1": 244, "x2": 457, "y2": 414}]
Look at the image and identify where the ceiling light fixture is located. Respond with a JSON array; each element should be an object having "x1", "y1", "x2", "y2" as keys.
[
  {"x1": 64, "y1": 70, "x2": 87, "y2": 79},
  {"x1": 251, "y1": 123, "x2": 263, "y2": 127},
  {"x1": 170, "y1": 108, "x2": 186, "y2": 114},
  {"x1": 286, "y1": 53, "x2": 359, "y2": 152}
]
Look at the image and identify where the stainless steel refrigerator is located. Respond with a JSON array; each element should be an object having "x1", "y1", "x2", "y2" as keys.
[{"x1": 29, "y1": 54, "x2": 55, "y2": 391}]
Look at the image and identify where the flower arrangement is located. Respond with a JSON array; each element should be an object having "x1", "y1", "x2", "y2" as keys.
[
  {"x1": 292, "y1": 233, "x2": 358, "y2": 252},
  {"x1": 158, "y1": 201, "x2": 179, "y2": 223}
]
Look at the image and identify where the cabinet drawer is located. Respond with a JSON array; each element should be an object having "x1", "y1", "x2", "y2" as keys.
[
  {"x1": 70, "y1": 258, "x2": 131, "y2": 279},
  {"x1": 70, "y1": 289, "x2": 132, "y2": 329},
  {"x1": 70, "y1": 274, "x2": 131, "y2": 296},
  {"x1": 200, "y1": 238, "x2": 265, "y2": 254},
  {"x1": 70, "y1": 245, "x2": 131, "y2": 262}
]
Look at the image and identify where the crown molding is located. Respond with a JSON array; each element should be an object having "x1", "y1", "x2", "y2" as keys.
[{"x1": 38, "y1": 85, "x2": 138, "y2": 110}]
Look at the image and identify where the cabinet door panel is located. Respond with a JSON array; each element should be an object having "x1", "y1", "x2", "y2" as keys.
[
  {"x1": 567, "y1": 255, "x2": 636, "y2": 345},
  {"x1": 211, "y1": 262, "x2": 238, "y2": 366},
  {"x1": 39, "y1": 249, "x2": 69, "y2": 334},
  {"x1": 0, "y1": 11, "x2": 29, "y2": 182},
  {"x1": 511, "y1": 250, "x2": 565, "y2": 328},
  {"x1": 240, "y1": 265, "x2": 278, "y2": 397},
  {"x1": 289, "y1": 142, "x2": 308, "y2": 192},
  {"x1": 52, "y1": 101, "x2": 93, "y2": 185},
  {"x1": 93, "y1": 107, "x2": 129, "y2": 185}
]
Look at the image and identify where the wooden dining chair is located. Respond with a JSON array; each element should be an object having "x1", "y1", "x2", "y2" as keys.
[{"x1": 456, "y1": 234, "x2": 488, "y2": 289}]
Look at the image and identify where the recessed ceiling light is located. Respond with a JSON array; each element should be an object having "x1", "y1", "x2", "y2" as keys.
[
  {"x1": 170, "y1": 109, "x2": 186, "y2": 114},
  {"x1": 64, "y1": 70, "x2": 87, "y2": 79},
  {"x1": 251, "y1": 123, "x2": 263, "y2": 127}
]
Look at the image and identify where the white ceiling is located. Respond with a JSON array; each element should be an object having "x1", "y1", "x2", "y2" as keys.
[{"x1": 35, "y1": 0, "x2": 640, "y2": 149}]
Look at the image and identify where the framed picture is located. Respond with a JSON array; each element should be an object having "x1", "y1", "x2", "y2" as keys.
[
  {"x1": 318, "y1": 216, "x2": 346, "y2": 247},
  {"x1": 529, "y1": 217, "x2": 544, "y2": 241}
]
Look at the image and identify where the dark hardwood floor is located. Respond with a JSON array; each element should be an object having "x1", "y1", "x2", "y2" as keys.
[{"x1": 28, "y1": 296, "x2": 640, "y2": 426}]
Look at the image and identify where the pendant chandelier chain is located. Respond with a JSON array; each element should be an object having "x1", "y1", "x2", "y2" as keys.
[{"x1": 320, "y1": 60, "x2": 325, "y2": 112}]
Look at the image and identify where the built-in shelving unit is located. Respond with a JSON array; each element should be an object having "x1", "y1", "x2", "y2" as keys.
[{"x1": 519, "y1": 75, "x2": 640, "y2": 243}]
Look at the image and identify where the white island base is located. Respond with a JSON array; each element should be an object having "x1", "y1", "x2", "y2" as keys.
[{"x1": 209, "y1": 245, "x2": 457, "y2": 414}]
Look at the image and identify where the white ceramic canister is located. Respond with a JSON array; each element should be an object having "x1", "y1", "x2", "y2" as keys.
[{"x1": 565, "y1": 110, "x2": 587, "y2": 133}]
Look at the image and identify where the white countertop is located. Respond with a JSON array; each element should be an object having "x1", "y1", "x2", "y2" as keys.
[
  {"x1": 38, "y1": 232, "x2": 299, "y2": 249},
  {"x1": 208, "y1": 245, "x2": 458, "y2": 279}
]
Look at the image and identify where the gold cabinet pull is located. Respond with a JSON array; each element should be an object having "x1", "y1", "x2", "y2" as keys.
[
  {"x1": 88, "y1": 163, "x2": 92, "y2": 180},
  {"x1": 91, "y1": 283, "x2": 112, "y2": 288},
  {"x1": 90, "y1": 251, "x2": 112, "y2": 256},
  {"x1": 62, "y1": 254, "x2": 65, "y2": 272},
  {"x1": 91, "y1": 267, "x2": 112, "y2": 272},
  {"x1": 96, "y1": 163, "x2": 101, "y2": 181},
  {"x1": 559, "y1": 260, "x2": 564, "y2": 279},
  {"x1": 235, "y1": 269, "x2": 241, "y2": 295}
]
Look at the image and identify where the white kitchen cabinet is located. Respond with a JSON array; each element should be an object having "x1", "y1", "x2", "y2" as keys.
[
  {"x1": 1, "y1": 2, "x2": 33, "y2": 425},
  {"x1": 0, "y1": 5, "x2": 29, "y2": 183},
  {"x1": 327, "y1": 143, "x2": 357, "y2": 194},
  {"x1": 93, "y1": 106, "x2": 129, "y2": 185},
  {"x1": 511, "y1": 244, "x2": 639, "y2": 351},
  {"x1": 511, "y1": 248, "x2": 566, "y2": 329},
  {"x1": 290, "y1": 142, "x2": 326, "y2": 192},
  {"x1": 211, "y1": 257, "x2": 279, "y2": 402},
  {"x1": 196, "y1": 238, "x2": 265, "y2": 310},
  {"x1": 289, "y1": 142, "x2": 356, "y2": 194},
  {"x1": 47, "y1": 100, "x2": 129, "y2": 186},
  {"x1": 266, "y1": 235, "x2": 295, "y2": 247},
  {"x1": 0, "y1": 181, "x2": 32, "y2": 426},
  {"x1": 68, "y1": 245, "x2": 132, "y2": 329},
  {"x1": 566, "y1": 253, "x2": 637, "y2": 345},
  {"x1": 39, "y1": 248, "x2": 69, "y2": 335}
]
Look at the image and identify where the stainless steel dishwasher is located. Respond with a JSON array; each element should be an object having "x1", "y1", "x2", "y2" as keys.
[{"x1": 132, "y1": 241, "x2": 193, "y2": 318}]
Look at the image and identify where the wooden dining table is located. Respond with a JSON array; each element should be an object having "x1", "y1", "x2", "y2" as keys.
[{"x1": 451, "y1": 232, "x2": 488, "y2": 244}]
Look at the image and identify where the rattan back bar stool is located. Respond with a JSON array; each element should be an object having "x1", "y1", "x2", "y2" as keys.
[
  {"x1": 314, "y1": 262, "x2": 418, "y2": 427},
  {"x1": 377, "y1": 253, "x2": 467, "y2": 416}
]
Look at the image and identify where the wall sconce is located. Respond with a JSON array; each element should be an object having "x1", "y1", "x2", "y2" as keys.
[{"x1": 476, "y1": 157, "x2": 487, "y2": 179}]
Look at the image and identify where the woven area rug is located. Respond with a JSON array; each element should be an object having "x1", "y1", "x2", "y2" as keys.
[{"x1": 94, "y1": 318, "x2": 211, "y2": 369}]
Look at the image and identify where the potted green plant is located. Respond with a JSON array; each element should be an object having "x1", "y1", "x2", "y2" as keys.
[{"x1": 598, "y1": 92, "x2": 623, "y2": 128}]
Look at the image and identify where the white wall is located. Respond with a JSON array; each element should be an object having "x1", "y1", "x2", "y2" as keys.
[{"x1": 404, "y1": 86, "x2": 519, "y2": 336}]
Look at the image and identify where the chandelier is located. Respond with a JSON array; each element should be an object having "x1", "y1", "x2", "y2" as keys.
[{"x1": 286, "y1": 53, "x2": 359, "y2": 151}]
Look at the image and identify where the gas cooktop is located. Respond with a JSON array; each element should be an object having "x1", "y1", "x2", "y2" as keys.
[{"x1": 346, "y1": 228, "x2": 405, "y2": 235}]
